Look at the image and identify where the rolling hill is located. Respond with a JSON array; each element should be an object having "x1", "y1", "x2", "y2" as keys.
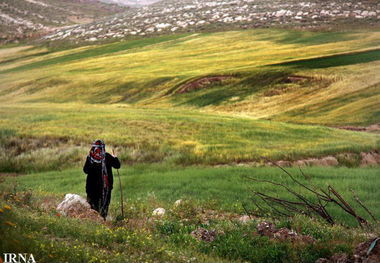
[{"x1": 0, "y1": 29, "x2": 379, "y2": 172}]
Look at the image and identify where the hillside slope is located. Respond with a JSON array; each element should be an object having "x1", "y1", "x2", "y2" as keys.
[
  {"x1": 40, "y1": 0, "x2": 380, "y2": 44},
  {"x1": 0, "y1": 29, "x2": 379, "y2": 171},
  {"x1": 0, "y1": 0, "x2": 128, "y2": 43},
  {"x1": 1, "y1": 29, "x2": 380, "y2": 125}
]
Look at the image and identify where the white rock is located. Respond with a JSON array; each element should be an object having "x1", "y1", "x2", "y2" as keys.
[
  {"x1": 152, "y1": 207, "x2": 166, "y2": 217},
  {"x1": 275, "y1": 10, "x2": 287, "y2": 17},
  {"x1": 155, "y1": 23, "x2": 171, "y2": 29},
  {"x1": 361, "y1": 10, "x2": 369, "y2": 17},
  {"x1": 368, "y1": 11, "x2": 377, "y2": 17},
  {"x1": 174, "y1": 199, "x2": 182, "y2": 207},
  {"x1": 56, "y1": 194, "x2": 90, "y2": 216},
  {"x1": 238, "y1": 215, "x2": 252, "y2": 224}
]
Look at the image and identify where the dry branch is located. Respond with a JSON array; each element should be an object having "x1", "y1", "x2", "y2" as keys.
[{"x1": 244, "y1": 165, "x2": 376, "y2": 227}]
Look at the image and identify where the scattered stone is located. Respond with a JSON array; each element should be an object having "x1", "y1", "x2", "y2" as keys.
[
  {"x1": 152, "y1": 207, "x2": 166, "y2": 217},
  {"x1": 32, "y1": 0, "x2": 380, "y2": 44}
]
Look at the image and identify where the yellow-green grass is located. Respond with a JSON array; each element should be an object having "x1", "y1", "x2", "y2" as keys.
[
  {"x1": 0, "y1": 29, "x2": 379, "y2": 126},
  {"x1": 0, "y1": 29, "x2": 379, "y2": 172},
  {"x1": 1, "y1": 29, "x2": 380, "y2": 105},
  {"x1": 0, "y1": 103, "x2": 378, "y2": 172}
]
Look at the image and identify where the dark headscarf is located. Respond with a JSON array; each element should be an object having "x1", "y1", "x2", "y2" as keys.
[{"x1": 88, "y1": 140, "x2": 109, "y2": 212}]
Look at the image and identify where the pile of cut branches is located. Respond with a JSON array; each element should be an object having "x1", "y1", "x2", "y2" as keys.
[{"x1": 244, "y1": 164, "x2": 378, "y2": 229}]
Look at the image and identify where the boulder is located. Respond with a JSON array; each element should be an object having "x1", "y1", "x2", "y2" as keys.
[
  {"x1": 57, "y1": 194, "x2": 90, "y2": 216},
  {"x1": 56, "y1": 194, "x2": 103, "y2": 221}
]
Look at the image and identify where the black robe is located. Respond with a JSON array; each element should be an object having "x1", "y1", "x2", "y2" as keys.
[{"x1": 83, "y1": 152, "x2": 120, "y2": 219}]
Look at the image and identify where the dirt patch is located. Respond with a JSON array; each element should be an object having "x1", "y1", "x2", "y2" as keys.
[
  {"x1": 271, "y1": 151, "x2": 380, "y2": 167},
  {"x1": 256, "y1": 220, "x2": 316, "y2": 245},
  {"x1": 335, "y1": 123, "x2": 380, "y2": 133},
  {"x1": 276, "y1": 156, "x2": 339, "y2": 167},
  {"x1": 284, "y1": 75, "x2": 314, "y2": 83},
  {"x1": 360, "y1": 151, "x2": 380, "y2": 167},
  {"x1": 316, "y1": 237, "x2": 380, "y2": 263},
  {"x1": 230, "y1": 151, "x2": 380, "y2": 168},
  {"x1": 0, "y1": 173, "x2": 25, "y2": 177},
  {"x1": 353, "y1": 237, "x2": 380, "y2": 263},
  {"x1": 176, "y1": 75, "x2": 232, "y2": 94},
  {"x1": 191, "y1": 227, "x2": 219, "y2": 242}
]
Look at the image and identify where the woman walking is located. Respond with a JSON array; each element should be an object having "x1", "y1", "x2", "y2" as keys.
[{"x1": 83, "y1": 139, "x2": 120, "y2": 220}]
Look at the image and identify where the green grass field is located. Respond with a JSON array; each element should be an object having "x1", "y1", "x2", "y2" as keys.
[
  {"x1": 11, "y1": 165, "x2": 380, "y2": 224},
  {"x1": 1, "y1": 165, "x2": 379, "y2": 262},
  {"x1": 0, "y1": 28, "x2": 379, "y2": 262}
]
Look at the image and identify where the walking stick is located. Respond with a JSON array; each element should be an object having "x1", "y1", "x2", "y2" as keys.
[{"x1": 113, "y1": 149, "x2": 124, "y2": 218}]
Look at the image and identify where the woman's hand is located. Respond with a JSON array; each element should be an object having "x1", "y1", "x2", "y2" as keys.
[{"x1": 112, "y1": 149, "x2": 117, "y2": 158}]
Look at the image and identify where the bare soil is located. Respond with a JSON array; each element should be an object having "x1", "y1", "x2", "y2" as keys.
[
  {"x1": 176, "y1": 75, "x2": 232, "y2": 94},
  {"x1": 335, "y1": 123, "x2": 380, "y2": 133}
]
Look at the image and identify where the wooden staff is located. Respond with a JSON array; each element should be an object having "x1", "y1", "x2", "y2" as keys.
[{"x1": 113, "y1": 149, "x2": 124, "y2": 218}]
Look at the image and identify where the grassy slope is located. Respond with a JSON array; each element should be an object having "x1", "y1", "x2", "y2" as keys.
[
  {"x1": 0, "y1": 103, "x2": 378, "y2": 172},
  {"x1": 0, "y1": 29, "x2": 379, "y2": 122},
  {"x1": 0, "y1": 29, "x2": 379, "y2": 170}
]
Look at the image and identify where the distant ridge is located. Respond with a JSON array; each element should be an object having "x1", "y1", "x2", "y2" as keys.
[
  {"x1": 40, "y1": 0, "x2": 380, "y2": 45},
  {"x1": 101, "y1": 0, "x2": 162, "y2": 7}
]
